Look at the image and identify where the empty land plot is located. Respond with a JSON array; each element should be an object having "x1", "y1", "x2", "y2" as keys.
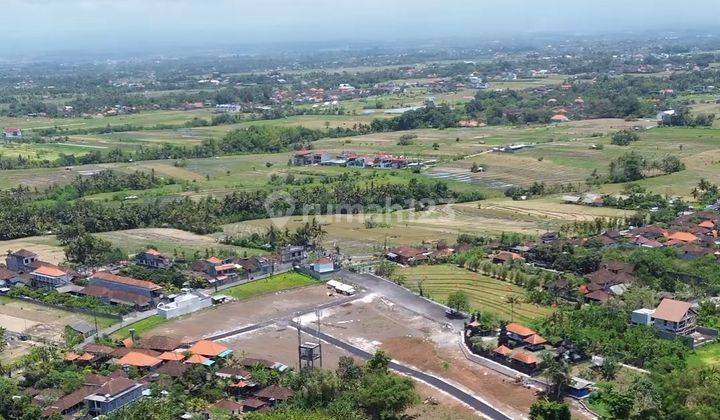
[
  {"x1": 0, "y1": 298, "x2": 116, "y2": 341},
  {"x1": 146, "y1": 285, "x2": 338, "y2": 341},
  {"x1": 0, "y1": 235, "x2": 64, "y2": 263},
  {"x1": 95, "y1": 228, "x2": 265, "y2": 258},
  {"x1": 218, "y1": 272, "x2": 318, "y2": 300},
  {"x1": 399, "y1": 264, "x2": 551, "y2": 323},
  {"x1": 0, "y1": 109, "x2": 214, "y2": 133}
]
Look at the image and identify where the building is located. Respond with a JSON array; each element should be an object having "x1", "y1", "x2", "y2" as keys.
[
  {"x1": 3, "y1": 127, "x2": 22, "y2": 140},
  {"x1": 491, "y1": 251, "x2": 525, "y2": 265},
  {"x1": 67, "y1": 321, "x2": 97, "y2": 338},
  {"x1": 651, "y1": 298, "x2": 697, "y2": 336},
  {"x1": 84, "y1": 378, "x2": 145, "y2": 416},
  {"x1": 385, "y1": 247, "x2": 429, "y2": 266},
  {"x1": 279, "y1": 246, "x2": 307, "y2": 264},
  {"x1": 6, "y1": 249, "x2": 38, "y2": 273},
  {"x1": 235, "y1": 256, "x2": 273, "y2": 278},
  {"x1": 157, "y1": 290, "x2": 212, "y2": 319},
  {"x1": 0, "y1": 267, "x2": 21, "y2": 287},
  {"x1": 88, "y1": 271, "x2": 162, "y2": 298},
  {"x1": 136, "y1": 335, "x2": 182, "y2": 352},
  {"x1": 188, "y1": 339, "x2": 233, "y2": 359},
  {"x1": 631, "y1": 308, "x2": 655, "y2": 326},
  {"x1": 30, "y1": 265, "x2": 72, "y2": 288},
  {"x1": 135, "y1": 249, "x2": 173, "y2": 269},
  {"x1": 505, "y1": 323, "x2": 537, "y2": 343},
  {"x1": 293, "y1": 150, "x2": 332, "y2": 165},
  {"x1": 193, "y1": 256, "x2": 240, "y2": 283}
]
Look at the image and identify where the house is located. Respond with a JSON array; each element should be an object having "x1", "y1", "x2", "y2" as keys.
[
  {"x1": 255, "y1": 384, "x2": 295, "y2": 405},
  {"x1": 630, "y1": 308, "x2": 655, "y2": 326},
  {"x1": 510, "y1": 351, "x2": 540, "y2": 373},
  {"x1": 189, "y1": 339, "x2": 233, "y2": 359},
  {"x1": 81, "y1": 285, "x2": 153, "y2": 310},
  {"x1": 30, "y1": 265, "x2": 72, "y2": 288},
  {"x1": 157, "y1": 290, "x2": 212, "y2": 319},
  {"x1": 550, "y1": 114, "x2": 570, "y2": 122},
  {"x1": 312, "y1": 257, "x2": 334, "y2": 274},
  {"x1": 3, "y1": 127, "x2": 22, "y2": 140},
  {"x1": 67, "y1": 321, "x2": 97, "y2": 338},
  {"x1": 84, "y1": 378, "x2": 145, "y2": 416},
  {"x1": 136, "y1": 335, "x2": 183, "y2": 352},
  {"x1": 116, "y1": 351, "x2": 163, "y2": 368},
  {"x1": 242, "y1": 397, "x2": 268, "y2": 412},
  {"x1": 6, "y1": 249, "x2": 38, "y2": 273},
  {"x1": 192, "y1": 256, "x2": 240, "y2": 284},
  {"x1": 651, "y1": 298, "x2": 697, "y2": 336},
  {"x1": 292, "y1": 150, "x2": 331, "y2": 165},
  {"x1": 385, "y1": 246, "x2": 429, "y2": 266},
  {"x1": 235, "y1": 256, "x2": 273, "y2": 277},
  {"x1": 185, "y1": 354, "x2": 214, "y2": 366},
  {"x1": 209, "y1": 399, "x2": 244, "y2": 416},
  {"x1": 216, "y1": 366, "x2": 252, "y2": 381},
  {"x1": 505, "y1": 323, "x2": 537, "y2": 343},
  {"x1": 154, "y1": 361, "x2": 189, "y2": 378},
  {"x1": 0, "y1": 267, "x2": 21, "y2": 287},
  {"x1": 279, "y1": 246, "x2": 307, "y2": 264},
  {"x1": 657, "y1": 109, "x2": 676, "y2": 125},
  {"x1": 491, "y1": 251, "x2": 525, "y2": 265},
  {"x1": 584, "y1": 290, "x2": 611, "y2": 303},
  {"x1": 42, "y1": 386, "x2": 98, "y2": 417},
  {"x1": 135, "y1": 249, "x2": 173, "y2": 269},
  {"x1": 88, "y1": 271, "x2": 163, "y2": 299}
]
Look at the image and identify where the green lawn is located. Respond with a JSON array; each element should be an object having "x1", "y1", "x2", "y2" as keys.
[
  {"x1": 399, "y1": 264, "x2": 551, "y2": 323},
  {"x1": 111, "y1": 315, "x2": 167, "y2": 340},
  {"x1": 686, "y1": 342, "x2": 720, "y2": 368},
  {"x1": 217, "y1": 271, "x2": 318, "y2": 300}
]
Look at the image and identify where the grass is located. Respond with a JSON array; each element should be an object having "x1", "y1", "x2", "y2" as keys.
[
  {"x1": 398, "y1": 264, "x2": 552, "y2": 322},
  {"x1": 111, "y1": 315, "x2": 168, "y2": 340},
  {"x1": 217, "y1": 271, "x2": 318, "y2": 300},
  {"x1": 686, "y1": 342, "x2": 720, "y2": 368}
]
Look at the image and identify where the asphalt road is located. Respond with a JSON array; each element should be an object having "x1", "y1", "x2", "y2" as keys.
[
  {"x1": 336, "y1": 270, "x2": 467, "y2": 330},
  {"x1": 292, "y1": 322, "x2": 511, "y2": 420}
]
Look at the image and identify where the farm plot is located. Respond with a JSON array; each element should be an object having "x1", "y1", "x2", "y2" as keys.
[{"x1": 399, "y1": 264, "x2": 551, "y2": 323}]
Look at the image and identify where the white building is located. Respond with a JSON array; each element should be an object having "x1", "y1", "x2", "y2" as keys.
[
  {"x1": 630, "y1": 308, "x2": 655, "y2": 326},
  {"x1": 157, "y1": 291, "x2": 212, "y2": 319}
]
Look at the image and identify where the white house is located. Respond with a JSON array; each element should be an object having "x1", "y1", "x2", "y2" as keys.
[{"x1": 157, "y1": 290, "x2": 212, "y2": 319}]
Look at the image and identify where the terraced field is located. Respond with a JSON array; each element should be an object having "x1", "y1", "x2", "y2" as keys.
[{"x1": 399, "y1": 264, "x2": 551, "y2": 323}]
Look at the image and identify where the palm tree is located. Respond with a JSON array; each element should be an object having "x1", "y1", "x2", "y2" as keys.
[
  {"x1": 505, "y1": 296, "x2": 520, "y2": 322},
  {"x1": 541, "y1": 353, "x2": 570, "y2": 401}
]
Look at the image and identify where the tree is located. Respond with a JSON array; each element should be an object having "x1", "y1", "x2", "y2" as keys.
[
  {"x1": 365, "y1": 350, "x2": 391, "y2": 374},
  {"x1": 529, "y1": 399, "x2": 571, "y2": 420},
  {"x1": 355, "y1": 373, "x2": 416, "y2": 419},
  {"x1": 541, "y1": 353, "x2": 570, "y2": 401},
  {"x1": 447, "y1": 291, "x2": 470, "y2": 314},
  {"x1": 63, "y1": 232, "x2": 125, "y2": 265},
  {"x1": 505, "y1": 296, "x2": 521, "y2": 322}
]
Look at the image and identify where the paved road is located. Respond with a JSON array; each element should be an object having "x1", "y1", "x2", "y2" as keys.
[
  {"x1": 336, "y1": 270, "x2": 466, "y2": 330},
  {"x1": 292, "y1": 321, "x2": 511, "y2": 420}
]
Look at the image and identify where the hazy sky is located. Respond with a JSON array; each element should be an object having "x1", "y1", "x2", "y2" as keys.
[{"x1": 3, "y1": 0, "x2": 720, "y2": 56}]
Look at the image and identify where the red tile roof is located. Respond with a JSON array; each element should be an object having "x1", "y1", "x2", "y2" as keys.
[
  {"x1": 506, "y1": 322, "x2": 536, "y2": 337},
  {"x1": 32, "y1": 265, "x2": 67, "y2": 277},
  {"x1": 493, "y1": 345, "x2": 512, "y2": 356},
  {"x1": 116, "y1": 351, "x2": 162, "y2": 367},
  {"x1": 511, "y1": 352, "x2": 539, "y2": 365},
  {"x1": 91, "y1": 271, "x2": 161, "y2": 291},
  {"x1": 652, "y1": 298, "x2": 694, "y2": 323},
  {"x1": 189, "y1": 339, "x2": 229, "y2": 357}
]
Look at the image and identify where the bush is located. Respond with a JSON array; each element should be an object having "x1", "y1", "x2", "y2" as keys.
[{"x1": 611, "y1": 130, "x2": 639, "y2": 146}]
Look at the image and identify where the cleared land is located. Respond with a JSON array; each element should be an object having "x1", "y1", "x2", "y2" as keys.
[
  {"x1": 398, "y1": 264, "x2": 551, "y2": 323},
  {"x1": 686, "y1": 342, "x2": 720, "y2": 368},
  {"x1": 111, "y1": 315, "x2": 167, "y2": 340},
  {"x1": 218, "y1": 272, "x2": 318, "y2": 300}
]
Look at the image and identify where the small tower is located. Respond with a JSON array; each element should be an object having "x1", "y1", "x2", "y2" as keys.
[{"x1": 297, "y1": 309, "x2": 323, "y2": 370}]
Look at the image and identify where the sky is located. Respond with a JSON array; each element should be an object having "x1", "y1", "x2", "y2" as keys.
[{"x1": 2, "y1": 0, "x2": 720, "y2": 56}]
